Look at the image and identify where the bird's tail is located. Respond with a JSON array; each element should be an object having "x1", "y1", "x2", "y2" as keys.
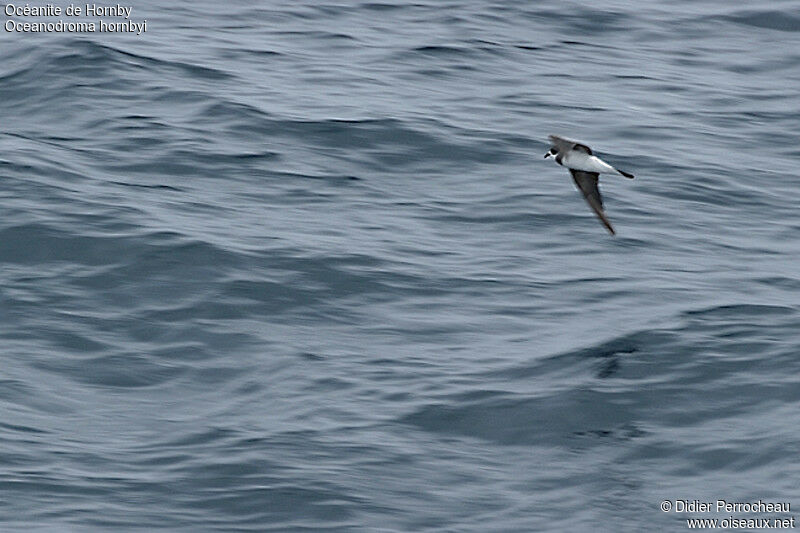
[{"x1": 616, "y1": 169, "x2": 634, "y2": 179}]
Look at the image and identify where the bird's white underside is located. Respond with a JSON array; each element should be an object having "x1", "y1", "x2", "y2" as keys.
[{"x1": 561, "y1": 152, "x2": 616, "y2": 174}]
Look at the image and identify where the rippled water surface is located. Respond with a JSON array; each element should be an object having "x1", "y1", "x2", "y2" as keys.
[{"x1": 1, "y1": 1, "x2": 799, "y2": 531}]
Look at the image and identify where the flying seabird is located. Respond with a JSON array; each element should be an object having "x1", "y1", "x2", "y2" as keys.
[{"x1": 545, "y1": 134, "x2": 634, "y2": 235}]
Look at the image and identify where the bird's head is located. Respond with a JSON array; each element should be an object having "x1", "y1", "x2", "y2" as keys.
[{"x1": 544, "y1": 147, "x2": 558, "y2": 159}]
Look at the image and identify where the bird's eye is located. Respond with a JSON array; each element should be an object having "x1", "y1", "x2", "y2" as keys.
[{"x1": 550, "y1": 148, "x2": 558, "y2": 154}]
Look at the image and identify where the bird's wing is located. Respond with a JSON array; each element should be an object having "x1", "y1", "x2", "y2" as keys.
[
  {"x1": 569, "y1": 169, "x2": 615, "y2": 235},
  {"x1": 548, "y1": 134, "x2": 592, "y2": 155}
]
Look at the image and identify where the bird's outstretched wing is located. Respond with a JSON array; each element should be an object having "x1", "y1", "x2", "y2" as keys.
[
  {"x1": 549, "y1": 134, "x2": 593, "y2": 155},
  {"x1": 569, "y1": 169, "x2": 615, "y2": 235}
]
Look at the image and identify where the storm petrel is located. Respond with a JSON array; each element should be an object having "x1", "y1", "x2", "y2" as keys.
[{"x1": 544, "y1": 134, "x2": 634, "y2": 235}]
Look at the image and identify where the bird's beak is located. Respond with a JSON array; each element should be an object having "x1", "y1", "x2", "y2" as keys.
[{"x1": 544, "y1": 152, "x2": 551, "y2": 158}]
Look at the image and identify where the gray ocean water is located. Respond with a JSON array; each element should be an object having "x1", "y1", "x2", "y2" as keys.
[{"x1": 2, "y1": 1, "x2": 799, "y2": 531}]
